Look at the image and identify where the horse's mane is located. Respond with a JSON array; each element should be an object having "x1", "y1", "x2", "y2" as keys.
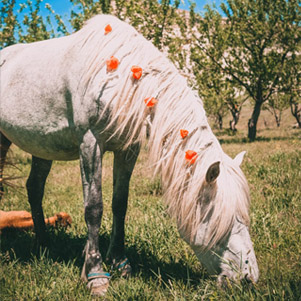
[{"x1": 74, "y1": 15, "x2": 250, "y2": 248}]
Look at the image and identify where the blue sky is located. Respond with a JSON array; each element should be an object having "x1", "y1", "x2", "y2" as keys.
[
  {"x1": 44, "y1": 0, "x2": 222, "y2": 14},
  {"x1": 12, "y1": 0, "x2": 224, "y2": 18},
  {"x1": 9, "y1": 1, "x2": 224, "y2": 34},
  {"x1": 36, "y1": 0, "x2": 224, "y2": 15}
]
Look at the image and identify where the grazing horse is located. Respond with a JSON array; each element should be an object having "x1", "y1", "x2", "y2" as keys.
[{"x1": 0, "y1": 15, "x2": 259, "y2": 295}]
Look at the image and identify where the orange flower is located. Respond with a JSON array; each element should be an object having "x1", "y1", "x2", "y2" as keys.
[
  {"x1": 104, "y1": 24, "x2": 112, "y2": 35},
  {"x1": 131, "y1": 65, "x2": 143, "y2": 80},
  {"x1": 106, "y1": 56, "x2": 119, "y2": 71},
  {"x1": 180, "y1": 129, "x2": 189, "y2": 139},
  {"x1": 185, "y1": 150, "x2": 198, "y2": 165},
  {"x1": 144, "y1": 97, "x2": 158, "y2": 107}
]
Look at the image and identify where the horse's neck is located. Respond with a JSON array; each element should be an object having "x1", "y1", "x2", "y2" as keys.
[{"x1": 147, "y1": 80, "x2": 223, "y2": 181}]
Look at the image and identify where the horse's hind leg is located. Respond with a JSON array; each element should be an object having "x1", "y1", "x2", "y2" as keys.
[
  {"x1": 106, "y1": 144, "x2": 140, "y2": 276},
  {"x1": 26, "y1": 156, "x2": 52, "y2": 245},
  {"x1": 0, "y1": 133, "x2": 12, "y2": 199}
]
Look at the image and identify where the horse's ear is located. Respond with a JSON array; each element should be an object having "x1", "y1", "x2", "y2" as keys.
[
  {"x1": 205, "y1": 161, "x2": 220, "y2": 183},
  {"x1": 234, "y1": 151, "x2": 246, "y2": 166}
]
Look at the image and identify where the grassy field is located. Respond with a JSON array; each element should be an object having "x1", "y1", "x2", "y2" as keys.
[{"x1": 0, "y1": 108, "x2": 300, "y2": 300}]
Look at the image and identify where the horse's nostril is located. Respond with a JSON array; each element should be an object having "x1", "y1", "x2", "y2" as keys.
[{"x1": 243, "y1": 273, "x2": 254, "y2": 284}]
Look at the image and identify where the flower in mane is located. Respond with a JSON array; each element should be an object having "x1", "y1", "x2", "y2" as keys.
[
  {"x1": 131, "y1": 65, "x2": 143, "y2": 80},
  {"x1": 106, "y1": 56, "x2": 119, "y2": 71},
  {"x1": 144, "y1": 97, "x2": 158, "y2": 107},
  {"x1": 185, "y1": 150, "x2": 198, "y2": 165},
  {"x1": 104, "y1": 24, "x2": 112, "y2": 35},
  {"x1": 180, "y1": 129, "x2": 189, "y2": 139}
]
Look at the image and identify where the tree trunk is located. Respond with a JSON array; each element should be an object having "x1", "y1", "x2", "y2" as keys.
[
  {"x1": 229, "y1": 120, "x2": 236, "y2": 131},
  {"x1": 248, "y1": 101, "x2": 263, "y2": 141},
  {"x1": 217, "y1": 114, "x2": 223, "y2": 130},
  {"x1": 229, "y1": 111, "x2": 239, "y2": 131},
  {"x1": 275, "y1": 112, "x2": 281, "y2": 127},
  {"x1": 272, "y1": 107, "x2": 281, "y2": 127},
  {"x1": 290, "y1": 100, "x2": 301, "y2": 128}
]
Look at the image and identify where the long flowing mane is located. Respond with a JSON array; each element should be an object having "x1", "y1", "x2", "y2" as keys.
[{"x1": 74, "y1": 15, "x2": 250, "y2": 248}]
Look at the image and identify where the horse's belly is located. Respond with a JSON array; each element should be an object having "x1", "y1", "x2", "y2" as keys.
[{"x1": 0, "y1": 122, "x2": 80, "y2": 161}]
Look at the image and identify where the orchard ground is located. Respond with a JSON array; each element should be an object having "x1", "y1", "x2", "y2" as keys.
[{"x1": 0, "y1": 106, "x2": 300, "y2": 300}]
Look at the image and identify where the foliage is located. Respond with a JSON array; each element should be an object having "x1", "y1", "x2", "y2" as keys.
[
  {"x1": 192, "y1": 54, "x2": 229, "y2": 130},
  {"x1": 190, "y1": 6, "x2": 247, "y2": 131},
  {"x1": 0, "y1": 0, "x2": 18, "y2": 47},
  {"x1": 0, "y1": 0, "x2": 70, "y2": 48},
  {"x1": 192, "y1": 0, "x2": 300, "y2": 140},
  {"x1": 262, "y1": 50, "x2": 300, "y2": 128},
  {"x1": 18, "y1": 0, "x2": 53, "y2": 43},
  {"x1": 281, "y1": 51, "x2": 301, "y2": 128}
]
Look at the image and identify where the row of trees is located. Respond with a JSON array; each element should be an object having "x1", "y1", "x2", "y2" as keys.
[
  {"x1": 1, "y1": 0, "x2": 300, "y2": 140},
  {"x1": 191, "y1": 0, "x2": 300, "y2": 139}
]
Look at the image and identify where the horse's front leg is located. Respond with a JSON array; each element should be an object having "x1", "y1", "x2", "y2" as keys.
[
  {"x1": 79, "y1": 130, "x2": 109, "y2": 296},
  {"x1": 106, "y1": 144, "x2": 140, "y2": 276}
]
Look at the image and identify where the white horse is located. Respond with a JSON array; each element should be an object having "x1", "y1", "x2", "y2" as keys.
[{"x1": 0, "y1": 15, "x2": 259, "y2": 295}]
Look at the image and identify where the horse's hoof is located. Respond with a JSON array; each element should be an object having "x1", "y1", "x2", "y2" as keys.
[
  {"x1": 121, "y1": 265, "x2": 132, "y2": 278},
  {"x1": 112, "y1": 257, "x2": 132, "y2": 278},
  {"x1": 87, "y1": 277, "x2": 110, "y2": 296}
]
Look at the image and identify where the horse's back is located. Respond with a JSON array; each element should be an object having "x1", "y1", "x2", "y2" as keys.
[{"x1": 0, "y1": 35, "x2": 75, "y2": 92}]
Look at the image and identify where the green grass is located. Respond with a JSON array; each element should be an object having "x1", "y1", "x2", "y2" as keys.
[{"x1": 0, "y1": 111, "x2": 300, "y2": 300}]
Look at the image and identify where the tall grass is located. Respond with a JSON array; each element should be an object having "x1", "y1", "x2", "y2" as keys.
[{"x1": 0, "y1": 121, "x2": 300, "y2": 300}]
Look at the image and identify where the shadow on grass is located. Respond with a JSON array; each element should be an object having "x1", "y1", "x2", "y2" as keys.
[
  {"x1": 0, "y1": 227, "x2": 206, "y2": 286},
  {"x1": 0, "y1": 228, "x2": 86, "y2": 266},
  {"x1": 125, "y1": 243, "x2": 206, "y2": 286}
]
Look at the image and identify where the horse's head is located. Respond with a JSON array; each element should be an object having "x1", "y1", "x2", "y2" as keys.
[
  {"x1": 179, "y1": 151, "x2": 259, "y2": 285},
  {"x1": 192, "y1": 215, "x2": 259, "y2": 285}
]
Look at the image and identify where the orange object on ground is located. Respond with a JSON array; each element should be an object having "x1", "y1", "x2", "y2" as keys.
[
  {"x1": 144, "y1": 97, "x2": 158, "y2": 107},
  {"x1": 185, "y1": 150, "x2": 198, "y2": 165},
  {"x1": 106, "y1": 56, "x2": 119, "y2": 71},
  {"x1": 131, "y1": 65, "x2": 143, "y2": 80},
  {"x1": 0, "y1": 210, "x2": 72, "y2": 230},
  {"x1": 180, "y1": 129, "x2": 189, "y2": 139},
  {"x1": 104, "y1": 24, "x2": 112, "y2": 35}
]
